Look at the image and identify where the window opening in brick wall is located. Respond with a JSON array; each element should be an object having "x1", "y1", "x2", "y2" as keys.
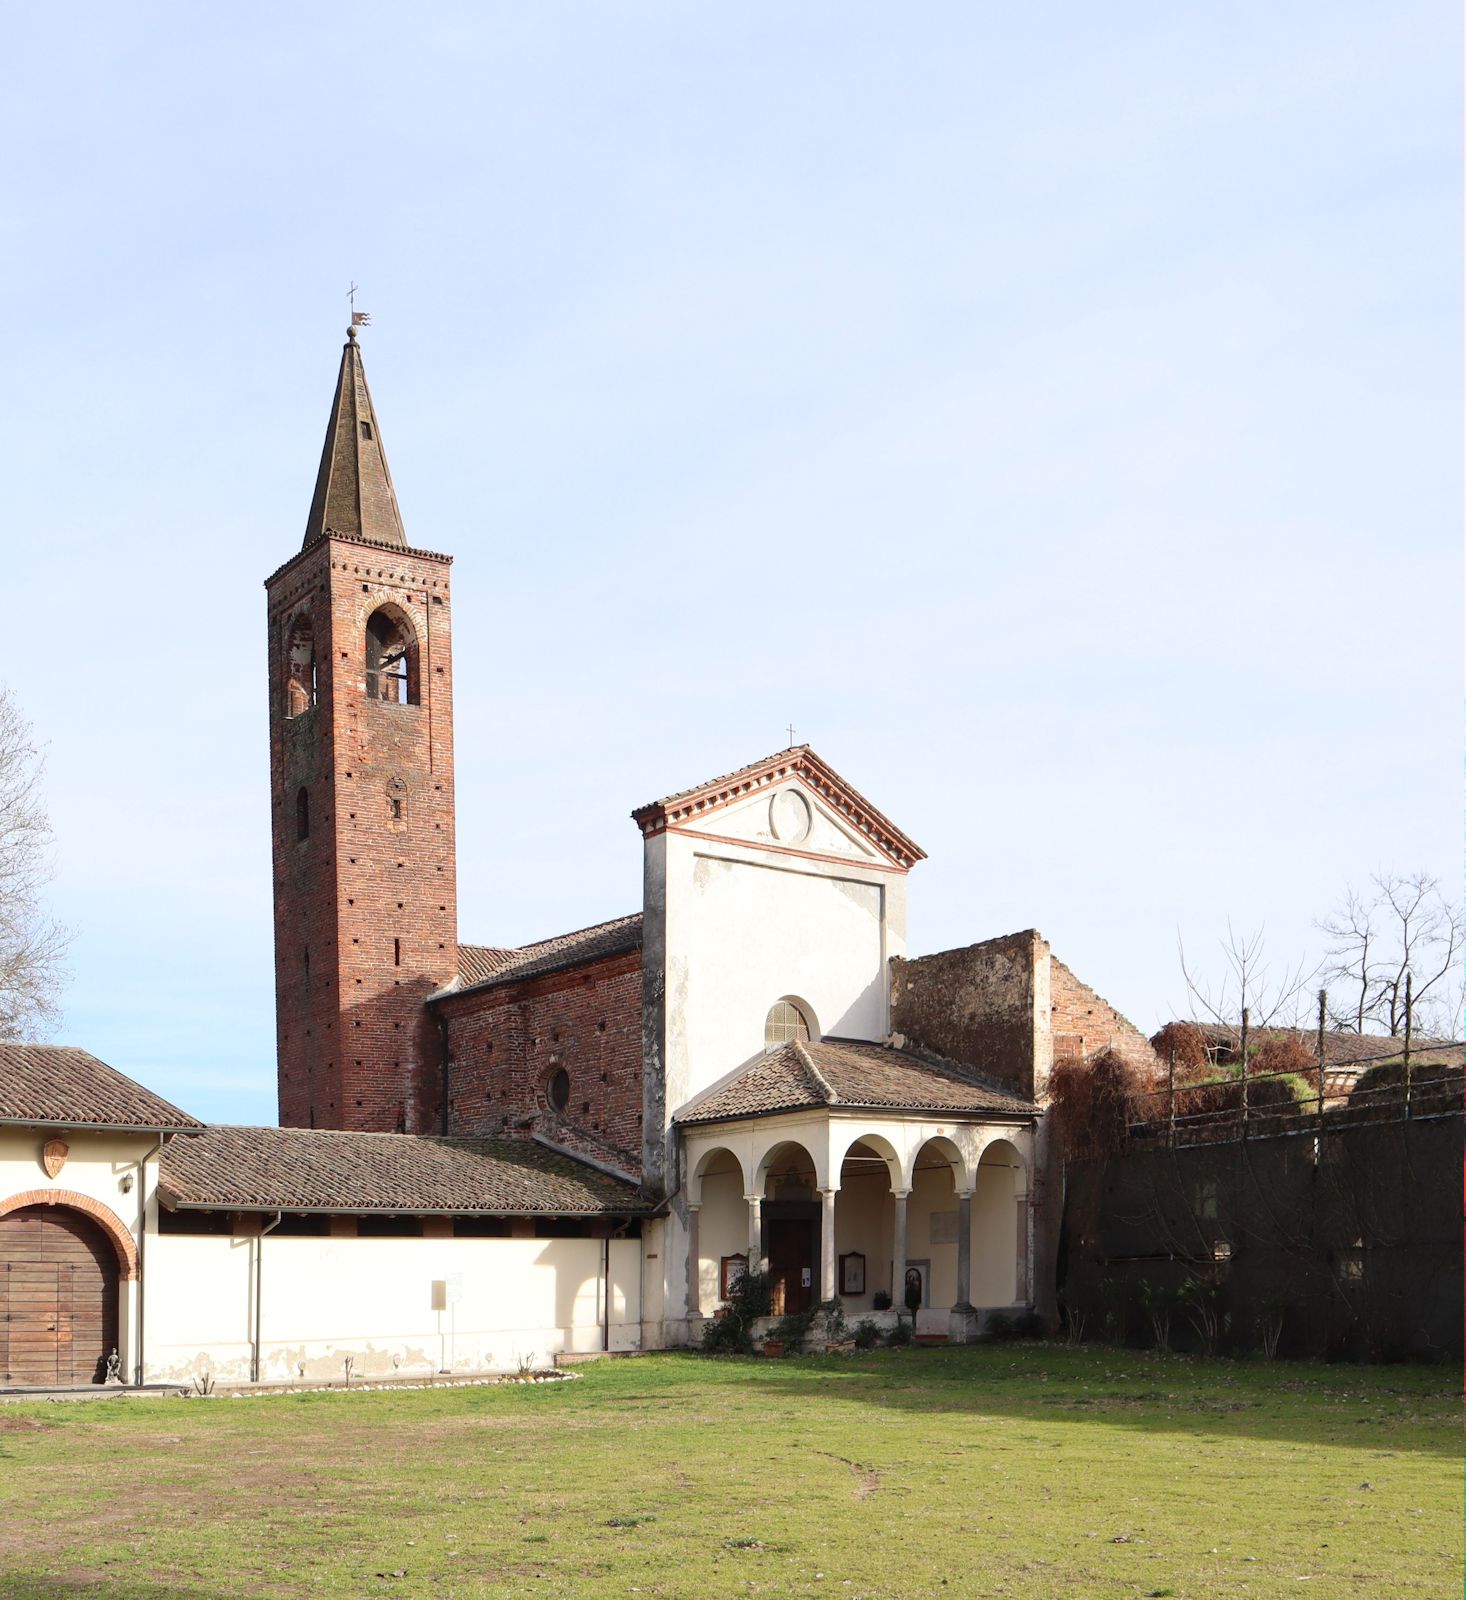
[
  {"x1": 295, "y1": 786, "x2": 310, "y2": 842},
  {"x1": 364, "y1": 605, "x2": 418, "y2": 704},
  {"x1": 765, "y1": 999, "x2": 813, "y2": 1050},
  {"x1": 285, "y1": 612, "x2": 317, "y2": 717},
  {"x1": 387, "y1": 776, "x2": 408, "y2": 830},
  {"x1": 393, "y1": 937, "x2": 402, "y2": 967},
  {"x1": 546, "y1": 1068, "x2": 570, "y2": 1113},
  {"x1": 360, "y1": 420, "x2": 373, "y2": 441}
]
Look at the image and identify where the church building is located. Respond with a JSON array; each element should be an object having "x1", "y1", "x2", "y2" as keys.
[{"x1": 0, "y1": 333, "x2": 1157, "y2": 1388}]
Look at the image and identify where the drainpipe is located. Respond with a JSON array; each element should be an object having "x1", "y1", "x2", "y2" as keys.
[
  {"x1": 437, "y1": 1013, "x2": 452, "y2": 1136},
  {"x1": 133, "y1": 1131, "x2": 168, "y2": 1387},
  {"x1": 601, "y1": 1235, "x2": 611, "y2": 1353},
  {"x1": 251, "y1": 1212, "x2": 285, "y2": 1383}
]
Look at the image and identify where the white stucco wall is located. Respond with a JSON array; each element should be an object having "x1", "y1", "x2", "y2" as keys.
[
  {"x1": 648, "y1": 776, "x2": 910, "y2": 1144},
  {"x1": 142, "y1": 1232, "x2": 643, "y2": 1384}
]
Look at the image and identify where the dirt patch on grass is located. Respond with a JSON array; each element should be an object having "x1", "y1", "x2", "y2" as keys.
[{"x1": 0, "y1": 1414, "x2": 58, "y2": 1433}]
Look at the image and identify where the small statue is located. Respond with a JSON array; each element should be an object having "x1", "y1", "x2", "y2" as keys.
[{"x1": 104, "y1": 1348, "x2": 122, "y2": 1384}]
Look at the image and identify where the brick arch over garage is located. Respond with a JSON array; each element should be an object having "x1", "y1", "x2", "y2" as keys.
[{"x1": 0, "y1": 1190, "x2": 138, "y2": 1281}]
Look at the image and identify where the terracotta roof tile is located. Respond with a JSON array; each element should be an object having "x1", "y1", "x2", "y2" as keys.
[
  {"x1": 158, "y1": 1125, "x2": 652, "y2": 1215},
  {"x1": 446, "y1": 915, "x2": 641, "y2": 999},
  {"x1": 0, "y1": 1043, "x2": 202, "y2": 1132},
  {"x1": 676, "y1": 1037, "x2": 1036, "y2": 1125}
]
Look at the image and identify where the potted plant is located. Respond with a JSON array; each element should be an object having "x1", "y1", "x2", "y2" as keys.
[
  {"x1": 762, "y1": 1335, "x2": 785, "y2": 1358},
  {"x1": 872, "y1": 1290, "x2": 892, "y2": 1311}
]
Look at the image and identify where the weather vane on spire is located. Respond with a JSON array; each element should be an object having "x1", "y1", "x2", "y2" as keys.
[{"x1": 347, "y1": 281, "x2": 371, "y2": 338}]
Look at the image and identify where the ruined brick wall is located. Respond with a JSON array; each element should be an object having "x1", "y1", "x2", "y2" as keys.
[
  {"x1": 1049, "y1": 959, "x2": 1158, "y2": 1077},
  {"x1": 439, "y1": 950, "x2": 645, "y2": 1165},
  {"x1": 890, "y1": 931, "x2": 1043, "y2": 1099},
  {"x1": 266, "y1": 533, "x2": 458, "y2": 1135}
]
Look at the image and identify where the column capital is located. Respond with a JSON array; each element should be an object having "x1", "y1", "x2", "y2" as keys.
[
  {"x1": 892, "y1": 1188, "x2": 911, "y2": 1201},
  {"x1": 818, "y1": 1185, "x2": 840, "y2": 1199},
  {"x1": 743, "y1": 1194, "x2": 762, "y2": 1206}
]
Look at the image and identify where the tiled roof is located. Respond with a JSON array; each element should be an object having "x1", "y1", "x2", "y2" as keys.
[
  {"x1": 445, "y1": 914, "x2": 642, "y2": 999},
  {"x1": 676, "y1": 1037, "x2": 1036, "y2": 1126},
  {"x1": 631, "y1": 746, "x2": 926, "y2": 869},
  {"x1": 456, "y1": 944, "x2": 515, "y2": 986},
  {"x1": 0, "y1": 1043, "x2": 202, "y2": 1132},
  {"x1": 158, "y1": 1125, "x2": 652, "y2": 1215}
]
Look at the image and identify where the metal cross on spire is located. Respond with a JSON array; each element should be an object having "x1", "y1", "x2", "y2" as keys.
[
  {"x1": 786, "y1": 723, "x2": 797, "y2": 747},
  {"x1": 347, "y1": 281, "x2": 371, "y2": 336}
]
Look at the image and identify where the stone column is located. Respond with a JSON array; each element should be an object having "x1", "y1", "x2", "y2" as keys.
[
  {"x1": 746, "y1": 1194, "x2": 764, "y2": 1272},
  {"x1": 686, "y1": 1204, "x2": 701, "y2": 1318},
  {"x1": 953, "y1": 1191, "x2": 974, "y2": 1312},
  {"x1": 820, "y1": 1187, "x2": 838, "y2": 1304},
  {"x1": 891, "y1": 1189, "x2": 909, "y2": 1306}
]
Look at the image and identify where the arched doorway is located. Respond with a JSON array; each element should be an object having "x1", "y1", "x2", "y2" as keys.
[
  {"x1": 0, "y1": 1205, "x2": 120, "y2": 1385},
  {"x1": 756, "y1": 1140, "x2": 820, "y2": 1315}
]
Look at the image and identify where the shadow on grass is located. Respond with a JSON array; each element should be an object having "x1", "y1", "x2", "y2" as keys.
[{"x1": 595, "y1": 1344, "x2": 1460, "y2": 1459}]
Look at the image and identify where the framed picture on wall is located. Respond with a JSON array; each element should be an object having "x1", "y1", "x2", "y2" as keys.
[
  {"x1": 839, "y1": 1251, "x2": 866, "y2": 1296},
  {"x1": 720, "y1": 1253, "x2": 748, "y2": 1300}
]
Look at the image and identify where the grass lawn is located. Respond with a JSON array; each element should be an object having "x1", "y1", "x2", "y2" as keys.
[{"x1": 0, "y1": 1345, "x2": 1457, "y2": 1599}]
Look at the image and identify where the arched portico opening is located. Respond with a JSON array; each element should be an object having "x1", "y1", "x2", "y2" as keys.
[
  {"x1": 973, "y1": 1139, "x2": 1028, "y2": 1307},
  {"x1": 688, "y1": 1147, "x2": 747, "y2": 1317},
  {"x1": 755, "y1": 1140, "x2": 820, "y2": 1315},
  {"x1": 907, "y1": 1137, "x2": 964, "y2": 1316},
  {"x1": 832, "y1": 1135, "x2": 900, "y2": 1312}
]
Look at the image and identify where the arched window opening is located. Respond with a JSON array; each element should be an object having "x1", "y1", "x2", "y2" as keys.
[
  {"x1": 295, "y1": 787, "x2": 310, "y2": 842},
  {"x1": 546, "y1": 1068, "x2": 570, "y2": 1114},
  {"x1": 285, "y1": 613, "x2": 317, "y2": 718},
  {"x1": 765, "y1": 999, "x2": 812, "y2": 1051},
  {"x1": 364, "y1": 606, "x2": 419, "y2": 705}
]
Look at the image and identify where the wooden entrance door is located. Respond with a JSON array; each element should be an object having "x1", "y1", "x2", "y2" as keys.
[
  {"x1": 768, "y1": 1218, "x2": 815, "y2": 1315},
  {"x1": 0, "y1": 1206, "x2": 119, "y2": 1386}
]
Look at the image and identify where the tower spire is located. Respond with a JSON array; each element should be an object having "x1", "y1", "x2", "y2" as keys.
[{"x1": 302, "y1": 331, "x2": 406, "y2": 549}]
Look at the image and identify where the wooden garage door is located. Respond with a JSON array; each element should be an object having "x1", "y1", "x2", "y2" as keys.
[{"x1": 0, "y1": 1205, "x2": 119, "y2": 1386}]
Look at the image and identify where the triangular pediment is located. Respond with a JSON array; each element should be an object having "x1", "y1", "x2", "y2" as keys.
[{"x1": 631, "y1": 747, "x2": 924, "y2": 871}]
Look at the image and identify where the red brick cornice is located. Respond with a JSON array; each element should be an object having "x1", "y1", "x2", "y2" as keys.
[
  {"x1": 0, "y1": 1188, "x2": 139, "y2": 1280},
  {"x1": 263, "y1": 530, "x2": 453, "y2": 591}
]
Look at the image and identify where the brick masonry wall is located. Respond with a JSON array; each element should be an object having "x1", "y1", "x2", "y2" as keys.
[
  {"x1": 1048, "y1": 958, "x2": 1158, "y2": 1076},
  {"x1": 266, "y1": 533, "x2": 458, "y2": 1135},
  {"x1": 890, "y1": 931, "x2": 1042, "y2": 1098},
  {"x1": 438, "y1": 950, "x2": 645, "y2": 1163}
]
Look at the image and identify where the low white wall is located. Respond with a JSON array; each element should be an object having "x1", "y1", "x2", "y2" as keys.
[{"x1": 143, "y1": 1232, "x2": 643, "y2": 1384}]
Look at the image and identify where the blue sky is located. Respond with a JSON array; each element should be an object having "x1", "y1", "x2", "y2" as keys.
[{"x1": 2, "y1": 4, "x2": 1459, "y2": 1122}]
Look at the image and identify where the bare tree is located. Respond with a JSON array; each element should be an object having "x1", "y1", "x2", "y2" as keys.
[
  {"x1": 0, "y1": 687, "x2": 71, "y2": 1037},
  {"x1": 1176, "y1": 922, "x2": 1314, "y2": 1046},
  {"x1": 1318, "y1": 871, "x2": 1463, "y2": 1038}
]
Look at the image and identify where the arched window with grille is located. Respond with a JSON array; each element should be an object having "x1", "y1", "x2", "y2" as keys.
[{"x1": 765, "y1": 999, "x2": 813, "y2": 1051}]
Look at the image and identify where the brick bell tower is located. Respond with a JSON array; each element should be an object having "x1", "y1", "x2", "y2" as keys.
[{"x1": 265, "y1": 328, "x2": 458, "y2": 1133}]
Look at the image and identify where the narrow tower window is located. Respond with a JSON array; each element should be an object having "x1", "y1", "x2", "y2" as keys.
[
  {"x1": 285, "y1": 613, "x2": 317, "y2": 718},
  {"x1": 393, "y1": 937, "x2": 402, "y2": 968},
  {"x1": 364, "y1": 606, "x2": 419, "y2": 704},
  {"x1": 386, "y1": 776, "x2": 408, "y2": 830},
  {"x1": 360, "y1": 420, "x2": 373, "y2": 441},
  {"x1": 295, "y1": 786, "x2": 310, "y2": 842}
]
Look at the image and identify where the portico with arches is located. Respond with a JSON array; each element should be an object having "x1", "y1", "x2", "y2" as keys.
[{"x1": 680, "y1": 1055, "x2": 1035, "y2": 1338}]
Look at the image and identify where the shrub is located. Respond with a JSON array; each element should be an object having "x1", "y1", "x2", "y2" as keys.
[
  {"x1": 984, "y1": 1310, "x2": 1041, "y2": 1341},
  {"x1": 700, "y1": 1269, "x2": 772, "y2": 1356},
  {"x1": 871, "y1": 1289, "x2": 892, "y2": 1311},
  {"x1": 852, "y1": 1319, "x2": 881, "y2": 1350},
  {"x1": 1149, "y1": 1021, "x2": 1210, "y2": 1074},
  {"x1": 886, "y1": 1319, "x2": 914, "y2": 1348},
  {"x1": 1049, "y1": 1049, "x2": 1144, "y2": 1160}
]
